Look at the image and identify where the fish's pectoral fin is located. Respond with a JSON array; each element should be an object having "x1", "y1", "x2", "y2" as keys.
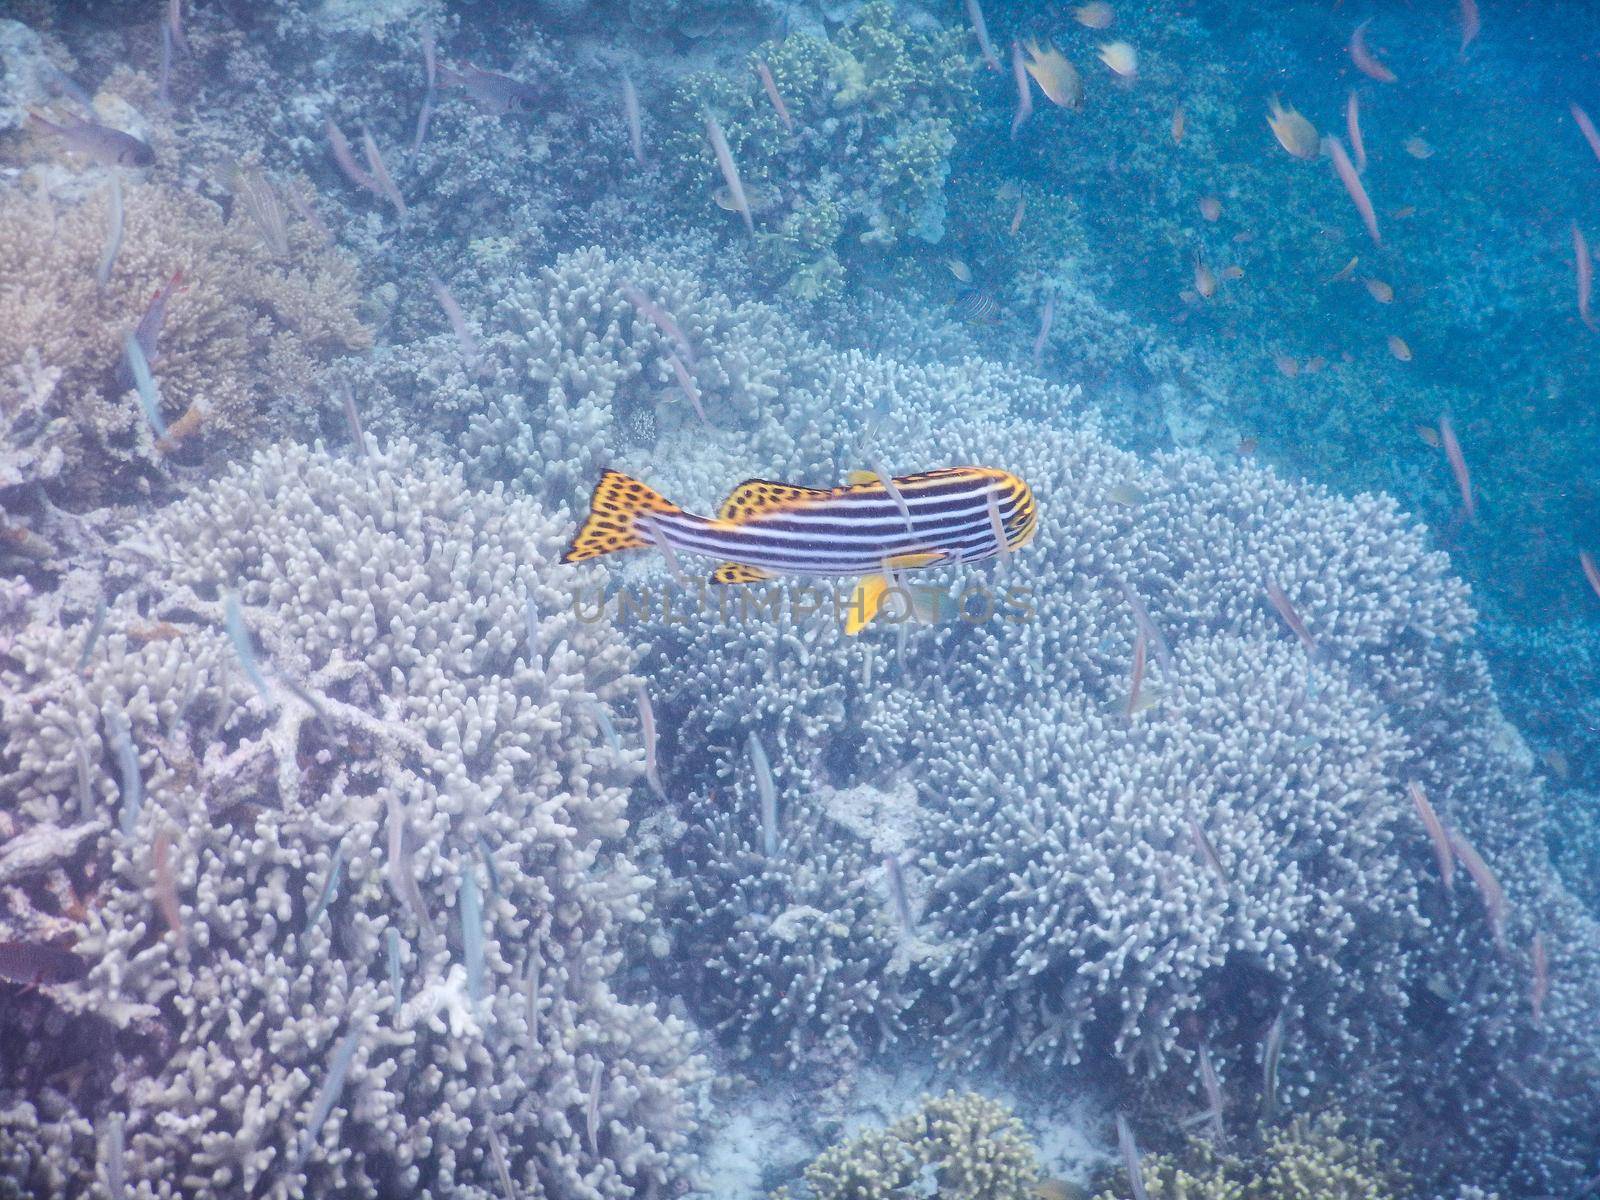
[
  {"x1": 844, "y1": 575, "x2": 890, "y2": 636},
  {"x1": 716, "y1": 478, "x2": 832, "y2": 520},
  {"x1": 563, "y1": 468, "x2": 681, "y2": 564},
  {"x1": 710, "y1": 562, "x2": 773, "y2": 585}
]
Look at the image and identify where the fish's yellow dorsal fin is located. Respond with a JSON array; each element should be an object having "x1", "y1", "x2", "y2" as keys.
[
  {"x1": 563, "y1": 469, "x2": 681, "y2": 564},
  {"x1": 844, "y1": 575, "x2": 890, "y2": 636},
  {"x1": 846, "y1": 469, "x2": 879, "y2": 486},
  {"x1": 710, "y1": 562, "x2": 773, "y2": 584},
  {"x1": 717, "y1": 478, "x2": 832, "y2": 521}
]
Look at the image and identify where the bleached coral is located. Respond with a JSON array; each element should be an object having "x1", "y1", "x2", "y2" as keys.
[{"x1": 0, "y1": 439, "x2": 703, "y2": 1199}]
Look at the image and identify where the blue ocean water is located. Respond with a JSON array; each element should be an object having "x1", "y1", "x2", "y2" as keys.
[{"x1": 0, "y1": 2, "x2": 1597, "y2": 1198}]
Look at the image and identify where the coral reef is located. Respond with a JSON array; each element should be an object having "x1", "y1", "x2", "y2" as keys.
[
  {"x1": 1092, "y1": 1114, "x2": 1402, "y2": 1200},
  {"x1": 0, "y1": 176, "x2": 369, "y2": 536},
  {"x1": 660, "y1": 1, "x2": 978, "y2": 299},
  {"x1": 776, "y1": 1091, "x2": 1041, "y2": 1200},
  {"x1": 666, "y1": 787, "x2": 914, "y2": 1070},
  {"x1": 584, "y1": 251, "x2": 1600, "y2": 1194},
  {"x1": 2, "y1": 1, "x2": 1599, "y2": 1197},
  {"x1": 1480, "y1": 617, "x2": 1600, "y2": 790},
  {"x1": 0, "y1": 439, "x2": 704, "y2": 1198},
  {"x1": 410, "y1": 243, "x2": 849, "y2": 517}
]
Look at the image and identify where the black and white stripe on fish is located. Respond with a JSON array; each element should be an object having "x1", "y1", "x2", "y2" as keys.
[{"x1": 563, "y1": 466, "x2": 1038, "y2": 633}]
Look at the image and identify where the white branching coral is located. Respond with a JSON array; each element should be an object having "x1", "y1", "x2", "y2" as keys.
[
  {"x1": 0, "y1": 439, "x2": 704, "y2": 1199},
  {"x1": 521, "y1": 247, "x2": 1597, "y2": 1196}
]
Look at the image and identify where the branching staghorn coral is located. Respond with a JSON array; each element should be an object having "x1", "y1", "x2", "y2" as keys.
[
  {"x1": 666, "y1": 786, "x2": 914, "y2": 1070},
  {"x1": 0, "y1": 439, "x2": 703, "y2": 1199},
  {"x1": 432, "y1": 244, "x2": 842, "y2": 518},
  {"x1": 517, "y1": 248, "x2": 1600, "y2": 1195}
]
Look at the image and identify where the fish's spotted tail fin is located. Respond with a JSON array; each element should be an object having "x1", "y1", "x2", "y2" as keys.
[{"x1": 563, "y1": 469, "x2": 681, "y2": 563}]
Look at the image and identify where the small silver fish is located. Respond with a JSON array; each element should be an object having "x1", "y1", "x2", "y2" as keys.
[
  {"x1": 705, "y1": 110, "x2": 752, "y2": 234},
  {"x1": 28, "y1": 111, "x2": 154, "y2": 167},
  {"x1": 622, "y1": 70, "x2": 645, "y2": 166},
  {"x1": 748, "y1": 732, "x2": 778, "y2": 856},
  {"x1": 438, "y1": 63, "x2": 539, "y2": 115},
  {"x1": 122, "y1": 332, "x2": 166, "y2": 438}
]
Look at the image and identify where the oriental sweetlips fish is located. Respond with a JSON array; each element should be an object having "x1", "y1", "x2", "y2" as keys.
[{"x1": 563, "y1": 466, "x2": 1037, "y2": 633}]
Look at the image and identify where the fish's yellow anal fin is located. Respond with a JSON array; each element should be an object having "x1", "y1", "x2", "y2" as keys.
[
  {"x1": 710, "y1": 562, "x2": 773, "y2": 584},
  {"x1": 563, "y1": 469, "x2": 681, "y2": 564},
  {"x1": 717, "y1": 478, "x2": 832, "y2": 520},
  {"x1": 883, "y1": 549, "x2": 945, "y2": 570},
  {"x1": 845, "y1": 575, "x2": 890, "y2": 636}
]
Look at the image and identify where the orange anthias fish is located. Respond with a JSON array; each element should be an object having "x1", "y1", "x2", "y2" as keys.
[
  {"x1": 1573, "y1": 221, "x2": 1597, "y2": 332},
  {"x1": 564, "y1": 467, "x2": 1038, "y2": 635},
  {"x1": 1199, "y1": 196, "x2": 1221, "y2": 221},
  {"x1": 1405, "y1": 136, "x2": 1435, "y2": 159},
  {"x1": 1267, "y1": 95, "x2": 1319, "y2": 159},
  {"x1": 1580, "y1": 549, "x2": 1600, "y2": 600},
  {"x1": 1350, "y1": 19, "x2": 1397, "y2": 83},
  {"x1": 1021, "y1": 40, "x2": 1083, "y2": 108},
  {"x1": 1438, "y1": 414, "x2": 1475, "y2": 520},
  {"x1": 1388, "y1": 334, "x2": 1412, "y2": 361},
  {"x1": 1171, "y1": 105, "x2": 1185, "y2": 143},
  {"x1": 705, "y1": 111, "x2": 752, "y2": 234},
  {"x1": 1346, "y1": 90, "x2": 1366, "y2": 172},
  {"x1": 1459, "y1": 0, "x2": 1481, "y2": 58},
  {"x1": 1193, "y1": 255, "x2": 1217, "y2": 299},
  {"x1": 1570, "y1": 103, "x2": 1600, "y2": 165},
  {"x1": 754, "y1": 58, "x2": 794, "y2": 132},
  {"x1": 1010, "y1": 41, "x2": 1035, "y2": 137},
  {"x1": 1326, "y1": 134, "x2": 1380, "y2": 244},
  {"x1": 1364, "y1": 277, "x2": 1394, "y2": 303}
]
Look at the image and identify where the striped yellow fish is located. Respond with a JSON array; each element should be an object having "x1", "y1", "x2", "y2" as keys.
[{"x1": 563, "y1": 466, "x2": 1038, "y2": 634}]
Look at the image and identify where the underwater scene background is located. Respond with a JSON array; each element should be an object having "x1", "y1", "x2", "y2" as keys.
[{"x1": 1, "y1": 0, "x2": 1598, "y2": 1197}]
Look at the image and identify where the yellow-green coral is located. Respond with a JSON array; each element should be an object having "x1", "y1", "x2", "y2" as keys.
[
  {"x1": 778, "y1": 1092, "x2": 1041, "y2": 1200},
  {"x1": 1256, "y1": 1117, "x2": 1400, "y2": 1200},
  {"x1": 1090, "y1": 1115, "x2": 1405, "y2": 1200},
  {"x1": 663, "y1": 0, "x2": 977, "y2": 299}
]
